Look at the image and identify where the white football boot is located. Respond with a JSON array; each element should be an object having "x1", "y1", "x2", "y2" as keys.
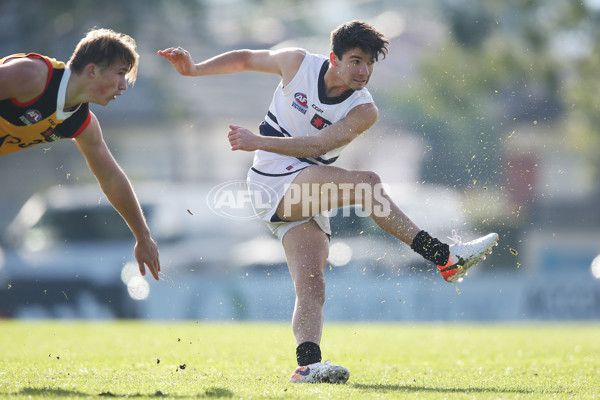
[
  {"x1": 437, "y1": 232, "x2": 499, "y2": 283},
  {"x1": 289, "y1": 360, "x2": 350, "y2": 384}
]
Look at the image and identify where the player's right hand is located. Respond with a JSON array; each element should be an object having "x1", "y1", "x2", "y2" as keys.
[
  {"x1": 134, "y1": 236, "x2": 161, "y2": 281},
  {"x1": 157, "y1": 47, "x2": 195, "y2": 76},
  {"x1": 228, "y1": 125, "x2": 261, "y2": 152}
]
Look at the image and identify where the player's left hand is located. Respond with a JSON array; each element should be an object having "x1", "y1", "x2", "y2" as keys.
[
  {"x1": 228, "y1": 125, "x2": 261, "y2": 152},
  {"x1": 134, "y1": 237, "x2": 161, "y2": 280}
]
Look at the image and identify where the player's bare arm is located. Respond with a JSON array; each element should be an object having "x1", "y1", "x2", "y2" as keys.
[
  {"x1": 0, "y1": 57, "x2": 48, "y2": 102},
  {"x1": 75, "y1": 113, "x2": 161, "y2": 280},
  {"x1": 228, "y1": 102, "x2": 378, "y2": 157},
  {"x1": 158, "y1": 47, "x2": 305, "y2": 85}
]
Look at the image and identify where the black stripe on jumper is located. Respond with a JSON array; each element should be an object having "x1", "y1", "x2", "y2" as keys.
[
  {"x1": 250, "y1": 166, "x2": 307, "y2": 177},
  {"x1": 259, "y1": 119, "x2": 339, "y2": 165}
]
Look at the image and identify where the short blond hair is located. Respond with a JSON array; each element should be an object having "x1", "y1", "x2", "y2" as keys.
[{"x1": 68, "y1": 28, "x2": 139, "y2": 85}]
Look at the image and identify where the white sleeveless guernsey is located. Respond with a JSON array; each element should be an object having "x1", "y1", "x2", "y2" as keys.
[
  {"x1": 247, "y1": 51, "x2": 374, "y2": 239},
  {"x1": 250, "y1": 51, "x2": 373, "y2": 176}
]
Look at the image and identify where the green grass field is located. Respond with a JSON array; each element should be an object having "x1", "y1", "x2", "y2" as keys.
[{"x1": 0, "y1": 321, "x2": 598, "y2": 399}]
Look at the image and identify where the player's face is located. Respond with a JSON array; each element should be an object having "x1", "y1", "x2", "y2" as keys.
[
  {"x1": 90, "y1": 62, "x2": 129, "y2": 106},
  {"x1": 334, "y1": 48, "x2": 375, "y2": 91}
]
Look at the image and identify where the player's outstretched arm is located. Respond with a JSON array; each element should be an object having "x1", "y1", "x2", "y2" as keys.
[
  {"x1": 157, "y1": 47, "x2": 305, "y2": 81},
  {"x1": 75, "y1": 113, "x2": 161, "y2": 280}
]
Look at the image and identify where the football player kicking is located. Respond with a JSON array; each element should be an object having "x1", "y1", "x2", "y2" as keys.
[{"x1": 159, "y1": 20, "x2": 497, "y2": 383}]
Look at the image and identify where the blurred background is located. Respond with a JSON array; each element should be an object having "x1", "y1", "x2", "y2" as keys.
[{"x1": 0, "y1": 0, "x2": 599, "y2": 320}]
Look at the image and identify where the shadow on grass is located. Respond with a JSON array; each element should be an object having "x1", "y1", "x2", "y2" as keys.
[
  {"x1": 2, "y1": 387, "x2": 234, "y2": 398},
  {"x1": 352, "y1": 383, "x2": 542, "y2": 395}
]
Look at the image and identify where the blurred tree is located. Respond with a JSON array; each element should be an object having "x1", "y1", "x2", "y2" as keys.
[
  {"x1": 394, "y1": 0, "x2": 600, "y2": 187},
  {"x1": 441, "y1": 0, "x2": 493, "y2": 48},
  {"x1": 560, "y1": 2, "x2": 600, "y2": 183}
]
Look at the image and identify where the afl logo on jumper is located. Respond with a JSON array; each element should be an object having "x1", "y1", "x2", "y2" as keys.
[
  {"x1": 19, "y1": 109, "x2": 43, "y2": 125},
  {"x1": 25, "y1": 109, "x2": 42, "y2": 123},
  {"x1": 292, "y1": 92, "x2": 308, "y2": 114}
]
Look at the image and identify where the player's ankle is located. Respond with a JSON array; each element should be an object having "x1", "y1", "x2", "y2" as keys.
[
  {"x1": 296, "y1": 342, "x2": 321, "y2": 366},
  {"x1": 410, "y1": 230, "x2": 450, "y2": 265}
]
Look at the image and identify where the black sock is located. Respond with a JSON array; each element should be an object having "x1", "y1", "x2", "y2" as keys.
[
  {"x1": 410, "y1": 230, "x2": 450, "y2": 265},
  {"x1": 296, "y1": 342, "x2": 321, "y2": 366}
]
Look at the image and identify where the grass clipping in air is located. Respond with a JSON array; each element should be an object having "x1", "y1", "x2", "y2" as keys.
[{"x1": 0, "y1": 321, "x2": 598, "y2": 399}]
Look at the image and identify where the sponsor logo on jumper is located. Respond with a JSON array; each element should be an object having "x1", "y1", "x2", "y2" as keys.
[
  {"x1": 0, "y1": 134, "x2": 21, "y2": 148},
  {"x1": 0, "y1": 129, "x2": 59, "y2": 151},
  {"x1": 285, "y1": 160, "x2": 304, "y2": 171},
  {"x1": 311, "y1": 104, "x2": 324, "y2": 113},
  {"x1": 310, "y1": 114, "x2": 331, "y2": 130},
  {"x1": 41, "y1": 128, "x2": 61, "y2": 142},
  {"x1": 292, "y1": 92, "x2": 308, "y2": 114}
]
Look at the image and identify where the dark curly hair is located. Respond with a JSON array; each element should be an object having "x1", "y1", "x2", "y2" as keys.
[{"x1": 330, "y1": 20, "x2": 389, "y2": 61}]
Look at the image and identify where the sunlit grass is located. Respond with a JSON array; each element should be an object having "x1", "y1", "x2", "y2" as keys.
[{"x1": 0, "y1": 321, "x2": 598, "y2": 399}]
